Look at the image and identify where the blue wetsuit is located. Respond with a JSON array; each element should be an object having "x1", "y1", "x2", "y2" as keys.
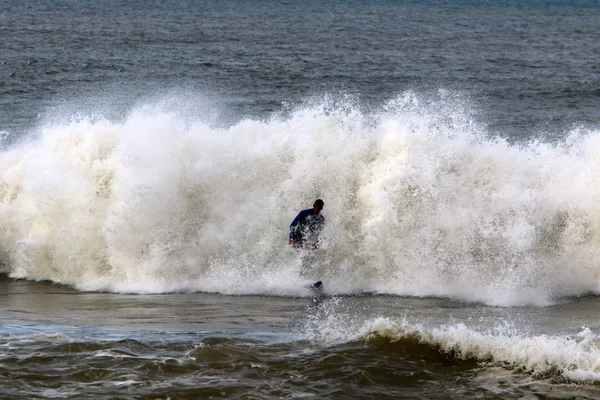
[{"x1": 289, "y1": 208, "x2": 325, "y2": 246}]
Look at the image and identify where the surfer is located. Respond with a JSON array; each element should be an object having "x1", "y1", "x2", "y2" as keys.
[
  {"x1": 289, "y1": 199, "x2": 325, "y2": 249},
  {"x1": 289, "y1": 200, "x2": 325, "y2": 290}
]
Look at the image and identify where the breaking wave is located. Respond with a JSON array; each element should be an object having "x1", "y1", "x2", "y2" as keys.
[
  {"x1": 1, "y1": 92, "x2": 600, "y2": 305},
  {"x1": 363, "y1": 318, "x2": 600, "y2": 383}
]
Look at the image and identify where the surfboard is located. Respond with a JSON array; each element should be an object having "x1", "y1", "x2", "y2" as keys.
[{"x1": 307, "y1": 280, "x2": 324, "y2": 295}]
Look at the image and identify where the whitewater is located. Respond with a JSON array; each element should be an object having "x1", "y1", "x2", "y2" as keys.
[
  {"x1": 1, "y1": 93, "x2": 600, "y2": 306},
  {"x1": 305, "y1": 308, "x2": 600, "y2": 384}
]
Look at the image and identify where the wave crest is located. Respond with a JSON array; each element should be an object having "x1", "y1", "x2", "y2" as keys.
[{"x1": 364, "y1": 318, "x2": 600, "y2": 382}]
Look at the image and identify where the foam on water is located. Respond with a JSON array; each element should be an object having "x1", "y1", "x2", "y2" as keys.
[
  {"x1": 300, "y1": 297, "x2": 600, "y2": 383},
  {"x1": 301, "y1": 299, "x2": 600, "y2": 383},
  {"x1": 363, "y1": 318, "x2": 600, "y2": 383},
  {"x1": 1, "y1": 92, "x2": 600, "y2": 305}
]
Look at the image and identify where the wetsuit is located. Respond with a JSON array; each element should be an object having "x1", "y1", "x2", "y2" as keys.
[{"x1": 289, "y1": 208, "x2": 325, "y2": 248}]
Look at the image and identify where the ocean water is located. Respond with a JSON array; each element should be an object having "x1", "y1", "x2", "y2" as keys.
[{"x1": 1, "y1": 0, "x2": 600, "y2": 398}]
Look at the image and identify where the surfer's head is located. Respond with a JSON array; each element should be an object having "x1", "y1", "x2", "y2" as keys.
[{"x1": 313, "y1": 199, "x2": 324, "y2": 214}]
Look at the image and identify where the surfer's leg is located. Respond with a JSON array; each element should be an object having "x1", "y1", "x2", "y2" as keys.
[
  {"x1": 299, "y1": 254, "x2": 309, "y2": 276},
  {"x1": 299, "y1": 251, "x2": 315, "y2": 277}
]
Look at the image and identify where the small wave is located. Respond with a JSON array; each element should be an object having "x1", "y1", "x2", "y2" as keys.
[{"x1": 362, "y1": 318, "x2": 600, "y2": 382}]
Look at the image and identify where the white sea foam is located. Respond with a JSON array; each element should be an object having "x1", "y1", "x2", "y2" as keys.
[
  {"x1": 1, "y1": 93, "x2": 600, "y2": 305},
  {"x1": 301, "y1": 300, "x2": 600, "y2": 383},
  {"x1": 0, "y1": 332, "x2": 71, "y2": 346},
  {"x1": 363, "y1": 318, "x2": 600, "y2": 382}
]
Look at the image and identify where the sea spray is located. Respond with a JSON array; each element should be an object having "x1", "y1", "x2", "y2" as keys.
[{"x1": 1, "y1": 93, "x2": 600, "y2": 305}]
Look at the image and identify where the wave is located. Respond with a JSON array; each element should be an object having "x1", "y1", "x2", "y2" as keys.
[
  {"x1": 363, "y1": 318, "x2": 600, "y2": 383},
  {"x1": 1, "y1": 92, "x2": 600, "y2": 305},
  {"x1": 302, "y1": 306, "x2": 600, "y2": 384}
]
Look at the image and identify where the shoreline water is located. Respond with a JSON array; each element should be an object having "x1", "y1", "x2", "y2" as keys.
[{"x1": 2, "y1": 277, "x2": 600, "y2": 399}]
